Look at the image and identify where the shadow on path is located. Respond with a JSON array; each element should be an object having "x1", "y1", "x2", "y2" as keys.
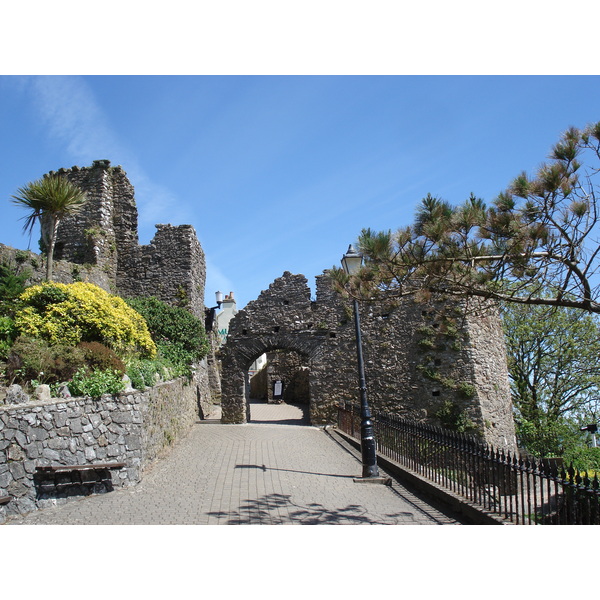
[
  {"x1": 235, "y1": 464, "x2": 356, "y2": 479},
  {"x1": 206, "y1": 492, "x2": 416, "y2": 524}
]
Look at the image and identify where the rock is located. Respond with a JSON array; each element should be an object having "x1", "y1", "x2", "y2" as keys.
[
  {"x1": 58, "y1": 385, "x2": 71, "y2": 399},
  {"x1": 34, "y1": 385, "x2": 51, "y2": 402},
  {"x1": 121, "y1": 375, "x2": 134, "y2": 393},
  {"x1": 5, "y1": 385, "x2": 29, "y2": 405}
]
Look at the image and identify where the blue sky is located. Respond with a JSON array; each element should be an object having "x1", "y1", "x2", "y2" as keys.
[
  {"x1": 3, "y1": 0, "x2": 599, "y2": 584},
  {"x1": 1, "y1": 75, "x2": 599, "y2": 308}
]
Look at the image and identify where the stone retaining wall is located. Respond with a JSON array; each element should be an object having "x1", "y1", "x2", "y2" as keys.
[{"x1": 0, "y1": 375, "x2": 199, "y2": 524}]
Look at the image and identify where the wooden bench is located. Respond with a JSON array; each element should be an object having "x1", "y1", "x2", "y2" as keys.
[
  {"x1": 0, "y1": 496, "x2": 10, "y2": 505},
  {"x1": 35, "y1": 462, "x2": 125, "y2": 474},
  {"x1": 34, "y1": 462, "x2": 126, "y2": 496}
]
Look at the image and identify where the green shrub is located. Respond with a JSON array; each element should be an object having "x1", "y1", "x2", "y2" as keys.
[
  {"x1": 0, "y1": 316, "x2": 17, "y2": 359},
  {"x1": 0, "y1": 339, "x2": 12, "y2": 361},
  {"x1": 0, "y1": 315, "x2": 16, "y2": 340},
  {"x1": 0, "y1": 262, "x2": 30, "y2": 319},
  {"x1": 126, "y1": 362, "x2": 147, "y2": 391},
  {"x1": 15, "y1": 282, "x2": 156, "y2": 358},
  {"x1": 125, "y1": 354, "x2": 188, "y2": 391},
  {"x1": 6, "y1": 337, "x2": 87, "y2": 385},
  {"x1": 125, "y1": 296, "x2": 209, "y2": 362},
  {"x1": 49, "y1": 345, "x2": 88, "y2": 382},
  {"x1": 0, "y1": 262, "x2": 30, "y2": 301},
  {"x1": 27, "y1": 284, "x2": 70, "y2": 311},
  {"x1": 68, "y1": 367, "x2": 125, "y2": 398},
  {"x1": 125, "y1": 359, "x2": 159, "y2": 391},
  {"x1": 516, "y1": 417, "x2": 583, "y2": 458},
  {"x1": 155, "y1": 341, "x2": 195, "y2": 373}
]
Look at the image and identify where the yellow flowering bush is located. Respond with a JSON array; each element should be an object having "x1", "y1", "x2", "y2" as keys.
[{"x1": 15, "y1": 282, "x2": 156, "y2": 358}]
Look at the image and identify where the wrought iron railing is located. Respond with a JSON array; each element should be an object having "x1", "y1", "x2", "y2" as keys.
[{"x1": 337, "y1": 401, "x2": 600, "y2": 525}]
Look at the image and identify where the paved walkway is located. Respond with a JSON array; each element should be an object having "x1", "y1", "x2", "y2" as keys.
[{"x1": 4, "y1": 401, "x2": 463, "y2": 525}]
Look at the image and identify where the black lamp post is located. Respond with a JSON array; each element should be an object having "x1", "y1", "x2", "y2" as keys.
[{"x1": 341, "y1": 244, "x2": 380, "y2": 479}]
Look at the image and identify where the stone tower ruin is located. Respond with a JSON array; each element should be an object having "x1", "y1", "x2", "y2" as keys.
[{"x1": 45, "y1": 159, "x2": 206, "y2": 319}]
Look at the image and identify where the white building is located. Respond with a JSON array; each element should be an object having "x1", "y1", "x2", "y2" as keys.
[
  {"x1": 215, "y1": 291, "x2": 238, "y2": 346},
  {"x1": 215, "y1": 291, "x2": 266, "y2": 375}
]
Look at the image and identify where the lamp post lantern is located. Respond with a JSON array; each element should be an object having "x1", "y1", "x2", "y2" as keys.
[
  {"x1": 341, "y1": 244, "x2": 380, "y2": 479},
  {"x1": 205, "y1": 291, "x2": 225, "y2": 332}
]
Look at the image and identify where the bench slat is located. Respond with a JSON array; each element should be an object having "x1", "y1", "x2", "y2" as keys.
[{"x1": 36, "y1": 462, "x2": 125, "y2": 473}]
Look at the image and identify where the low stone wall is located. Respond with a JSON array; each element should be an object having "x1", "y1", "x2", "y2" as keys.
[{"x1": 0, "y1": 376, "x2": 199, "y2": 523}]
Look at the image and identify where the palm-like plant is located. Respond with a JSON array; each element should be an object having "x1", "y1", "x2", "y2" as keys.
[{"x1": 11, "y1": 175, "x2": 87, "y2": 281}]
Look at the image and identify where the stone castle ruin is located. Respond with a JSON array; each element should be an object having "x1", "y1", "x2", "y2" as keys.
[
  {"x1": 0, "y1": 159, "x2": 218, "y2": 415},
  {"x1": 220, "y1": 271, "x2": 516, "y2": 449},
  {"x1": 41, "y1": 159, "x2": 206, "y2": 319},
  {"x1": 2, "y1": 159, "x2": 516, "y2": 448},
  {"x1": 0, "y1": 160, "x2": 518, "y2": 521}
]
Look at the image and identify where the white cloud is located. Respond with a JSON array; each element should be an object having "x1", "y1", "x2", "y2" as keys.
[
  {"x1": 24, "y1": 75, "x2": 194, "y2": 237},
  {"x1": 30, "y1": 76, "x2": 124, "y2": 162}
]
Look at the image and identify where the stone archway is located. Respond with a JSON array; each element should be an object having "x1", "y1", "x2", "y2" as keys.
[
  {"x1": 219, "y1": 272, "x2": 334, "y2": 424},
  {"x1": 220, "y1": 333, "x2": 325, "y2": 424}
]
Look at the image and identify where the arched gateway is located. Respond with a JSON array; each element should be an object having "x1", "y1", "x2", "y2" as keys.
[
  {"x1": 220, "y1": 272, "x2": 330, "y2": 424},
  {"x1": 221, "y1": 333, "x2": 325, "y2": 423},
  {"x1": 219, "y1": 271, "x2": 517, "y2": 451}
]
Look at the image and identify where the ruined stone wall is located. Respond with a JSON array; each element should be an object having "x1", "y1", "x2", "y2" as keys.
[
  {"x1": 249, "y1": 365, "x2": 268, "y2": 400},
  {"x1": 264, "y1": 350, "x2": 309, "y2": 403},
  {"x1": 221, "y1": 271, "x2": 516, "y2": 449},
  {"x1": 44, "y1": 160, "x2": 207, "y2": 319},
  {"x1": 0, "y1": 244, "x2": 111, "y2": 290},
  {"x1": 220, "y1": 272, "x2": 323, "y2": 423},
  {"x1": 116, "y1": 224, "x2": 206, "y2": 319},
  {"x1": 47, "y1": 160, "x2": 133, "y2": 285},
  {"x1": 313, "y1": 275, "x2": 516, "y2": 447}
]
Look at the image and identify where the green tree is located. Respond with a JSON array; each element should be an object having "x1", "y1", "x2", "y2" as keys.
[
  {"x1": 332, "y1": 122, "x2": 600, "y2": 314},
  {"x1": 11, "y1": 175, "x2": 87, "y2": 280},
  {"x1": 502, "y1": 301, "x2": 600, "y2": 456},
  {"x1": 503, "y1": 302, "x2": 600, "y2": 421}
]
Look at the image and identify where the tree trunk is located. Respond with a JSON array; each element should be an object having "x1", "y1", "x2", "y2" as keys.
[{"x1": 46, "y1": 218, "x2": 59, "y2": 281}]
